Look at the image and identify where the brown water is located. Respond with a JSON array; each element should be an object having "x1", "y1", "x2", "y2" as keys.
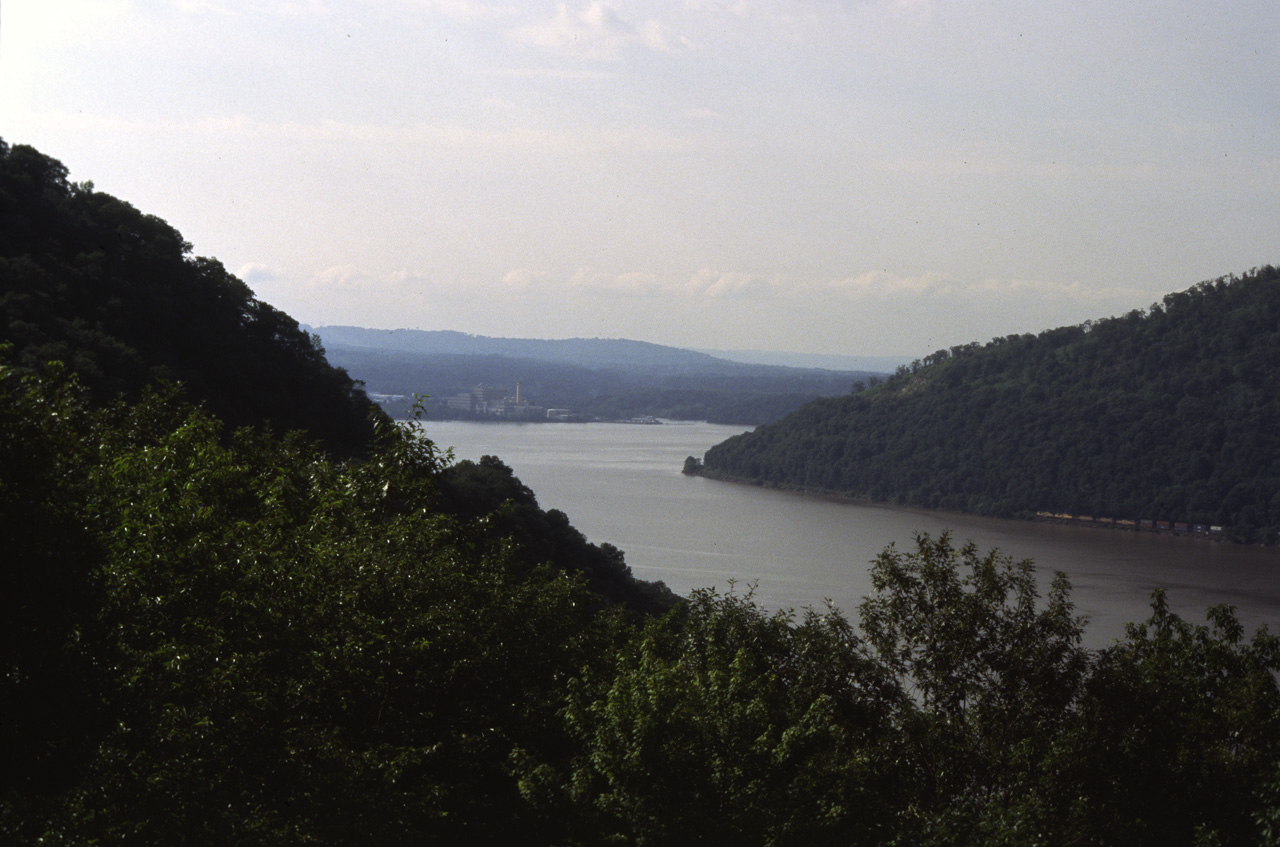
[{"x1": 421, "y1": 420, "x2": 1280, "y2": 648}]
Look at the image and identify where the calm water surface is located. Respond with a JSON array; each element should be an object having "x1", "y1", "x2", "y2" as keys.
[{"x1": 420, "y1": 420, "x2": 1279, "y2": 648}]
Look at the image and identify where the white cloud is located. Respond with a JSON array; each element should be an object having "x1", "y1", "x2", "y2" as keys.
[
  {"x1": 510, "y1": 2, "x2": 687, "y2": 60},
  {"x1": 405, "y1": 0, "x2": 507, "y2": 20},
  {"x1": 815, "y1": 271, "x2": 1146, "y2": 306},
  {"x1": 681, "y1": 0, "x2": 747, "y2": 14},
  {"x1": 505, "y1": 66, "x2": 612, "y2": 80},
  {"x1": 565, "y1": 267, "x2": 607, "y2": 288},
  {"x1": 637, "y1": 18, "x2": 688, "y2": 52},
  {"x1": 686, "y1": 268, "x2": 769, "y2": 297},
  {"x1": 989, "y1": 277, "x2": 1148, "y2": 304},
  {"x1": 613, "y1": 271, "x2": 662, "y2": 294},
  {"x1": 235, "y1": 262, "x2": 278, "y2": 284},
  {"x1": 173, "y1": 0, "x2": 237, "y2": 15},
  {"x1": 309, "y1": 264, "x2": 381, "y2": 292},
  {"x1": 503, "y1": 267, "x2": 663, "y2": 296},
  {"x1": 13, "y1": 109, "x2": 702, "y2": 163},
  {"x1": 570, "y1": 268, "x2": 664, "y2": 294},
  {"x1": 502, "y1": 268, "x2": 545, "y2": 289},
  {"x1": 2, "y1": 0, "x2": 132, "y2": 54},
  {"x1": 168, "y1": 0, "x2": 341, "y2": 19},
  {"x1": 10, "y1": 0, "x2": 1274, "y2": 356},
  {"x1": 681, "y1": 106, "x2": 724, "y2": 120},
  {"x1": 822, "y1": 270, "x2": 944, "y2": 298}
]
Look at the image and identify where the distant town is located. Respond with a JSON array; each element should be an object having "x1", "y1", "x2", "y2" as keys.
[
  {"x1": 370, "y1": 384, "x2": 662, "y2": 424},
  {"x1": 444, "y1": 382, "x2": 571, "y2": 421}
]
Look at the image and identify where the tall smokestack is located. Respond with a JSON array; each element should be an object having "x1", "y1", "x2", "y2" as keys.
[{"x1": 515, "y1": 382, "x2": 522, "y2": 404}]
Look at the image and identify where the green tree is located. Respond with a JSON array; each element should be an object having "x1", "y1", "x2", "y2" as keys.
[
  {"x1": 0, "y1": 138, "x2": 385, "y2": 458},
  {"x1": 857, "y1": 533, "x2": 1090, "y2": 844},
  {"x1": 543, "y1": 589, "x2": 894, "y2": 846},
  {"x1": 0, "y1": 369, "x2": 607, "y2": 843},
  {"x1": 1062, "y1": 593, "x2": 1280, "y2": 845}
]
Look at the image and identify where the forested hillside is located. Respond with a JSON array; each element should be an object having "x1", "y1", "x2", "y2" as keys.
[
  {"x1": 4, "y1": 371, "x2": 1277, "y2": 843},
  {"x1": 4, "y1": 139, "x2": 1278, "y2": 844},
  {"x1": 0, "y1": 140, "x2": 383, "y2": 457},
  {"x1": 699, "y1": 267, "x2": 1280, "y2": 543},
  {"x1": 0, "y1": 136, "x2": 675, "y2": 610}
]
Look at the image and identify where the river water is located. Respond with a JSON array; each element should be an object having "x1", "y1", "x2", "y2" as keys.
[{"x1": 419, "y1": 419, "x2": 1279, "y2": 648}]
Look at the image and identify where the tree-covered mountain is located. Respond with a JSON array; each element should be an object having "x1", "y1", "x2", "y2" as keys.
[
  {"x1": 0, "y1": 137, "x2": 674, "y2": 613},
  {"x1": 4, "y1": 374, "x2": 1277, "y2": 842},
  {"x1": 3, "y1": 139, "x2": 1278, "y2": 844},
  {"x1": 0, "y1": 139, "x2": 383, "y2": 458},
  {"x1": 315, "y1": 328, "x2": 884, "y2": 425},
  {"x1": 698, "y1": 267, "x2": 1280, "y2": 543}
]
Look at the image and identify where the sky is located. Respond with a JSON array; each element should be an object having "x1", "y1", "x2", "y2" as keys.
[{"x1": 2, "y1": 0, "x2": 1276, "y2": 358}]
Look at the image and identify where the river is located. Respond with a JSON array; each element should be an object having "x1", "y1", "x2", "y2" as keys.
[{"x1": 418, "y1": 419, "x2": 1279, "y2": 648}]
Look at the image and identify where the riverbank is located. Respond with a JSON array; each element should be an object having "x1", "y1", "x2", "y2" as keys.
[{"x1": 689, "y1": 465, "x2": 1247, "y2": 546}]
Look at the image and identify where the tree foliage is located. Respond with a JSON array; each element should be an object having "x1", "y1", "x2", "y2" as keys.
[
  {"x1": 3, "y1": 139, "x2": 1276, "y2": 844},
  {"x1": 3, "y1": 367, "x2": 1277, "y2": 844},
  {"x1": 700, "y1": 267, "x2": 1280, "y2": 541},
  {"x1": 0, "y1": 138, "x2": 384, "y2": 457},
  {"x1": 0, "y1": 366, "x2": 609, "y2": 843}
]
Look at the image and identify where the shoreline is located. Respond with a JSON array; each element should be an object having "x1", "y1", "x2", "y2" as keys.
[{"x1": 690, "y1": 468, "x2": 1244, "y2": 546}]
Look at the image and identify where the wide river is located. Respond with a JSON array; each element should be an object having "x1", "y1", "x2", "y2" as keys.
[{"x1": 419, "y1": 419, "x2": 1279, "y2": 648}]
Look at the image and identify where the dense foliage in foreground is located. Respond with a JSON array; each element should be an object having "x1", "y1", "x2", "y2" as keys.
[
  {"x1": 700, "y1": 267, "x2": 1280, "y2": 542},
  {"x1": 4, "y1": 367, "x2": 1278, "y2": 845}
]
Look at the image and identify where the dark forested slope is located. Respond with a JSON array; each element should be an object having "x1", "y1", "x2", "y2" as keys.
[
  {"x1": 701, "y1": 267, "x2": 1280, "y2": 543},
  {"x1": 6, "y1": 369, "x2": 1278, "y2": 844},
  {"x1": 3, "y1": 141, "x2": 1278, "y2": 845},
  {"x1": 0, "y1": 139, "x2": 382, "y2": 457},
  {"x1": 0, "y1": 137, "x2": 675, "y2": 612}
]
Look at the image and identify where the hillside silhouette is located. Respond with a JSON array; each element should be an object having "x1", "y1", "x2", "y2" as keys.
[
  {"x1": 0, "y1": 138, "x2": 673, "y2": 612},
  {"x1": 3, "y1": 139, "x2": 1277, "y2": 845},
  {"x1": 0, "y1": 140, "x2": 385, "y2": 457},
  {"x1": 700, "y1": 267, "x2": 1280, "y2": 543}
]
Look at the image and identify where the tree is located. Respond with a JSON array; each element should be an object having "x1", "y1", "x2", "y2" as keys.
[
  {"x1": 0, "y1": 369, "x2": 605, "y2": 843},
  {"x1": 0, "y1": 139, "x2": 386, "y2": 458},
  {"x1": 1064, "y1": 593, "x2": 1280, "y2": 845},
  {"x1": 540, "y1": 588, "x2": 895, "y2": 846},
  {"x1": 857, "y1": 532, "x2": 1090, "y2": 844},
  {"x1": 853, "y1": 532, "x2": 1279, "y2": 846}
]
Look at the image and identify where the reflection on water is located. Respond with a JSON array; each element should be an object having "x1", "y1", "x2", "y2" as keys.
[{"x1": 421, "y1": 420, "x2": 1279, "y2": 648}]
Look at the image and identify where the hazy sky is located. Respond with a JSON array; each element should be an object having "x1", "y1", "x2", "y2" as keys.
[{"x1": 2, "y1": 0, "x2": 1276, "y2": 356}]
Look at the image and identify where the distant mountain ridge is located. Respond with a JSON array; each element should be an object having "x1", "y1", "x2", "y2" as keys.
[
  {"x1": 312, "y1": 326, "x2": 731, "y2": 371},
  {"x1": 698, "y1": 267, "x2": 1280, "y2": 543},
  {"x1": 312, "y1": 326, "x2": 892, "y2": 426},
  {"x1": 695, "y1": 348, "x2": 914, "y2": 373}
]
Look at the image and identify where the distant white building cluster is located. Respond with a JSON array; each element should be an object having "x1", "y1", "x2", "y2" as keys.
[{"x1": 444, "y1": 383, "x2": 568, "y2": 420}]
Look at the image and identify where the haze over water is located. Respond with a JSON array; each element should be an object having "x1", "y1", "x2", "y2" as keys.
[{"x1": 423, "y1": 420, "x2": 1279, "y2": 648}]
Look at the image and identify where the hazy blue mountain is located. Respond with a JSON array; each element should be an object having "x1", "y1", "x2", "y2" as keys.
[
  {"x1": 695, "y1": 348, "x2": 914, "y2": 372},
  {"x1": 311, "y1": 326, "x2": 892, "y2": 425},
  {"x1": 312, "y1": 326, "x2": 731, "y2": 372}
]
